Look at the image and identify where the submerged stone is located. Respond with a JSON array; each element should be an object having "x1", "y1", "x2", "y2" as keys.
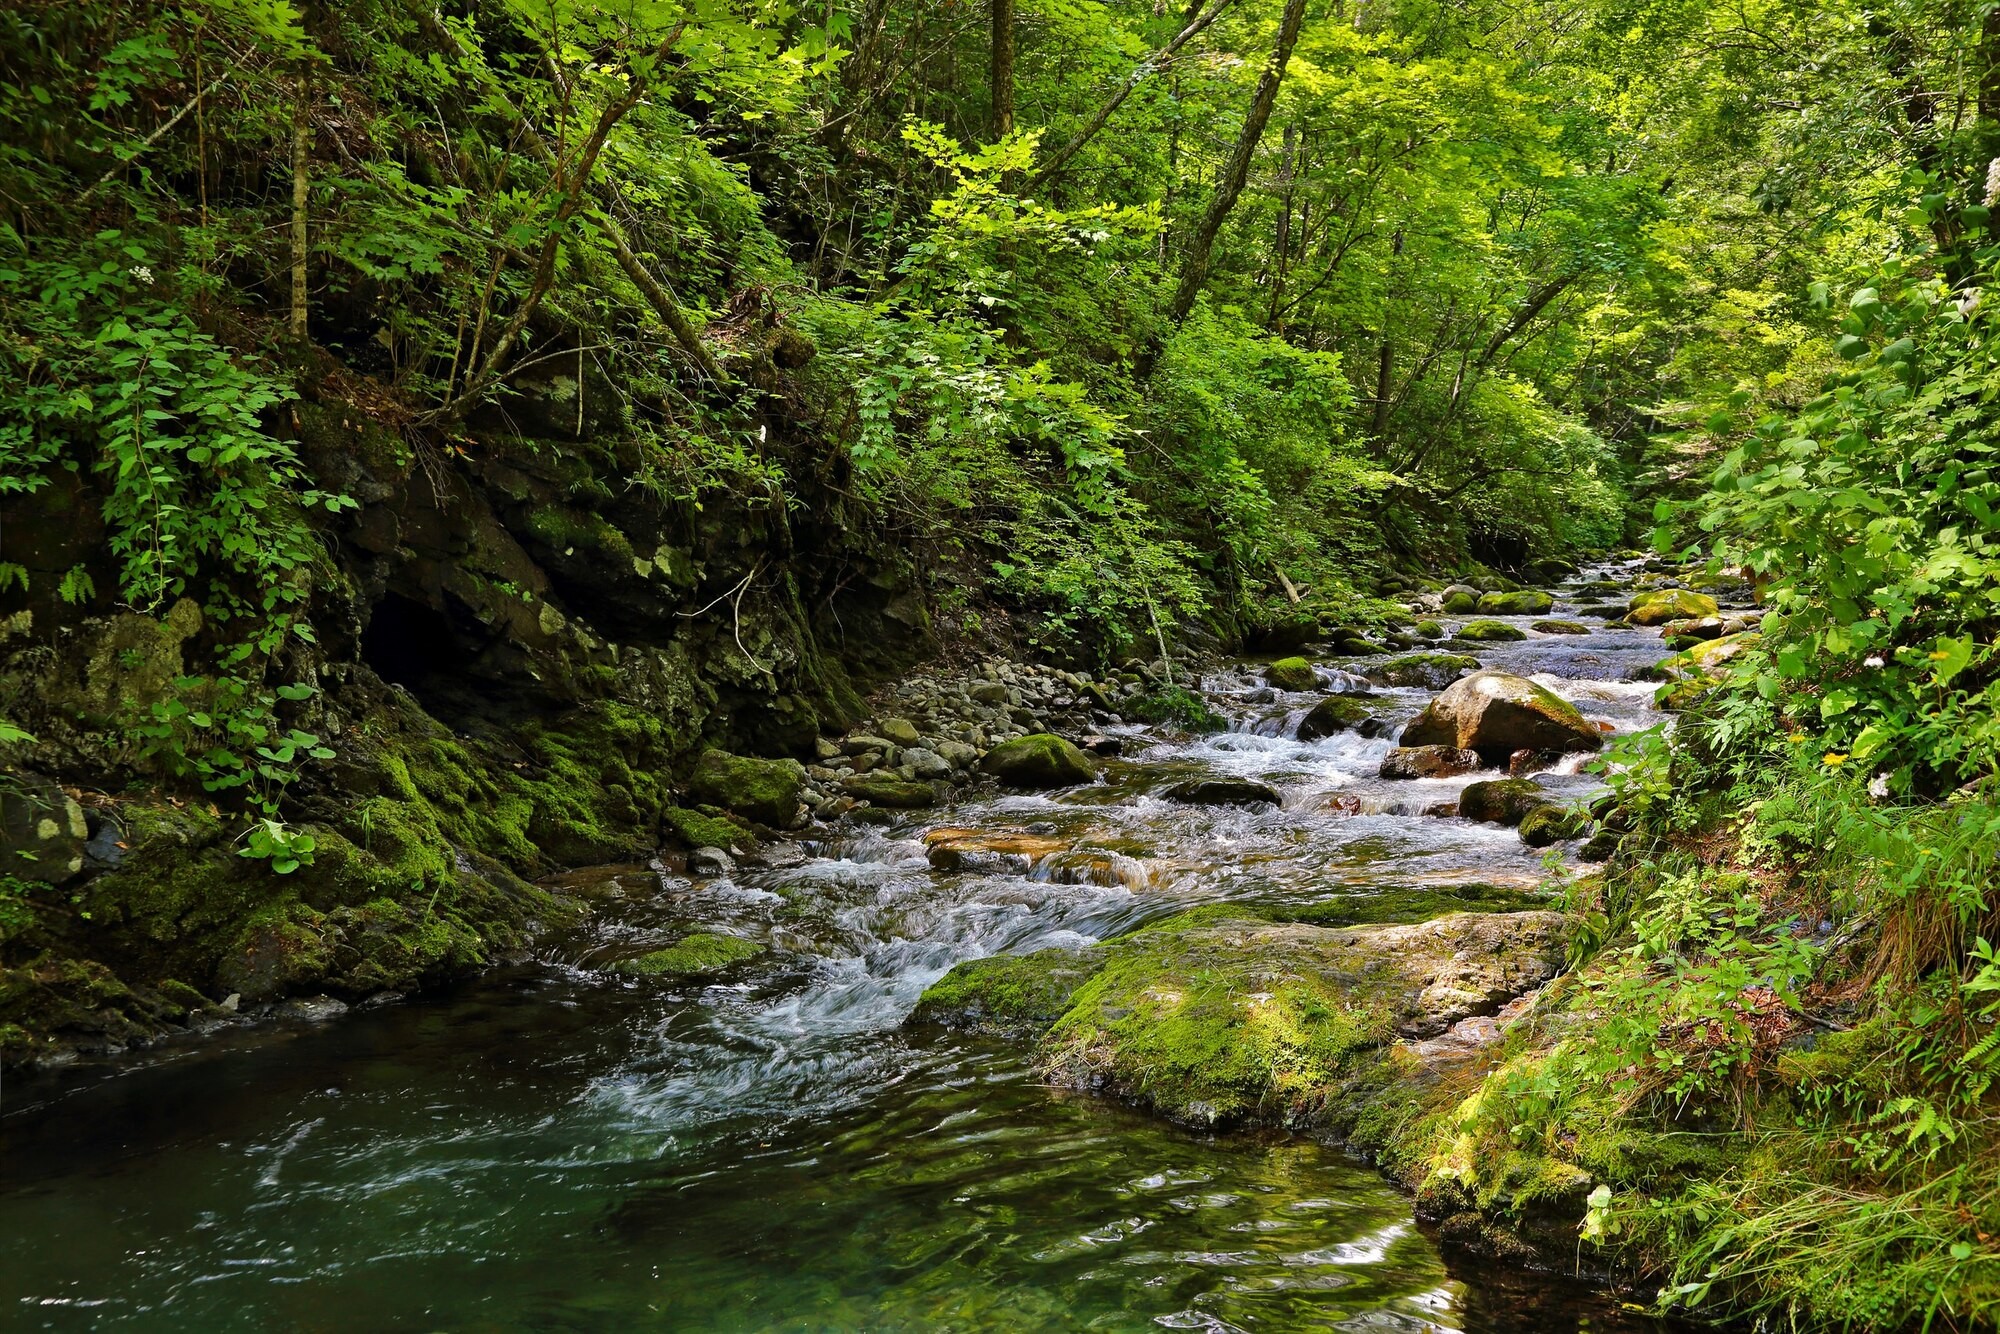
[
  {"x1": 1530, "y1": 620, "x2": 1591, "y2": 635},
  {"x1": 1163, "y1": 778, "x2": 1284, "y2": 807}
]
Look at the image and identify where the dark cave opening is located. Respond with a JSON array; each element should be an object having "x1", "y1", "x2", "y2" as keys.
[{"x1": 361, "y1": 592, "x2": 462, "y2": 697}]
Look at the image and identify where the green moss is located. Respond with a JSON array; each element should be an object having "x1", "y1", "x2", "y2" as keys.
[
  {"x1": 613, "y1": 932, "x2": 765, "y2": 977},
  {"x1": 1454, "y1": 619, "x2": 1528, "y2": 643},
  {"x1": 979, "y1": 733, "x2": 1097, "y2": 787},
  {"x1": 1530, "y1": 619, "x2": 1591, "y2": 635},
  {"x1": 661, "y1": 804, "x2": 753, "y2": 850},
  {"x1": 1441, "y1": 591, "x2": 1479, "y2": 614},
  {"x1": 686, "y1": 749, "x2": 805, "y2": 826},
  {"x1": 1476, "y1": 590, "x2": 1553, "y2": 615},
  {"x1": 840, "y1": 775, "x2": 938, "y2": 807},
  {"x1": 1368, "y1": 652, "x2": 1480, "y2": 689},
  {"x1": 1123, "y1": 686, "x2": 1227, "y2": 732},
  {"x1": 1266, "y1": 883, "x2": 1546, "y2": 927},
  {"x1": 1265, "y1": 656, "x2": 1317, "y2": 691},
  {"x1": 912, "y1": 947, "x2": 1104, "y2": 1036},
  {"x1": 1414, "y1": 619, "x2": 1446, "y2": 639},
  {"x1": 1297, "y1": 694, "x2": 1371, "y2": 740},
  {"x1": 1627, "y1": 588, "x2": 1720, "y2": 625}
]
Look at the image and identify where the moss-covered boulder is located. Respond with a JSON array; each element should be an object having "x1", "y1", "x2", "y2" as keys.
[
  {"x1": 910, "y1": 946, "x2": 1104, "y2": 1036},
  {"x1": 1265, "y1": 657, "x2": 1318, "y2": 691},
  {"x1": 1028, "y1": 909, "x2": 1570, "y2": 1127},
  {"x1": 1518, "y1": 805, "x2": 1589, "y2": 847},
  {"x1": 1366, "y1": 653, "x2": 1481, "y2": 690},
  {"x1": 840, "y1": 775, "x2": 939, "y2": 808},
  {"x1": 1627, "y1": 588, "x2": 1720, "y2": 626},
  {"x1": 1454, "y1": 619, "x2": 1528, "y2": 643},
  {"x1": 1459, "y1": 779, "x2": 1549, "y2": 827},
  {"x1": 979, "y1": 733, "x2": 1097, "y2": 788},
  {"x1": 1440, "y1": 588, "x2": 1480, "y2": 615},
  {"x1": 1658, "y1": 630, "x2": 1761, "y2": 681},
  {"x1": 1530, "y1": 620, "x2": 1591, "y2": 635},
  {"x1": 612, "y1": 932, "x2": 765, "y2": 977},
  {"x1": 1296, "y1": 694, "x2": 1371, "y2": 741},
  {"x1": 686, "y1": 749, "x2": 805, "y2": 827},
  {"x1": 1378, "y1": 745, "x2": 1483, "y2": 780},
  {"x1": 660, "y1": 804, "x2": 754, "y2": 852},
  {"x1": 1399, "y1": 670, "x2": 1601, "y2": 762},
  {"x1": 1476, "y1": 590, "x2": 1553, "y2": 615},
  {"x1": 1414, "y1": 619, "x2": 1445, "y2": 640},
  {"x1": 1, "y1": 773, "x2": 89, "y2": 886}
]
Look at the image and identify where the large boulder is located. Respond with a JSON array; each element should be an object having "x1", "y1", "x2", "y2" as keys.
[
  {"x1": 1440, "y1": 585, "x2": 1481, "y2": 614},
  {"x1": 979, "y1": 733, "x2": 1097, "y2": 788},
  {"x1": 686, "y1": 749, "x2": 806, "y2": 827},
  {"x1": 1018, "y1": 909, "x2": 1571, "y2": 1127},
  {"x1": 1366, "y1": 653, "x2": 1481, "y2": 691},
  {"x1": 1265, "y1": 657, "x2": 1317, "y2": 691},
  {"x1": 1476, "y1": 590, "x2": 1553, "y2": 615},
  {"x1": 1627, "y1": 588, "x2": 1720, "y2": 626},
  {"x1": 1379, "y1": 745, "x2": 1483, "y2": 780},
  {"x1": 1399, "y1": 671, "x2": 1602, "y2": 762},
  {"x1": 1296, "y1": 695, "x2": 1371, "y2": 741}
]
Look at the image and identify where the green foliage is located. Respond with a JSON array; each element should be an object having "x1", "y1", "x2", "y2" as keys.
[{"x1": 238, "y1": 818, "x2": 317, "y2": 874}]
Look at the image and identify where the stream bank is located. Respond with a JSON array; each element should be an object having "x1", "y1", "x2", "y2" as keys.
[{"x1": 1, "y1": 558, "x2": 1723, "y2": 1331}]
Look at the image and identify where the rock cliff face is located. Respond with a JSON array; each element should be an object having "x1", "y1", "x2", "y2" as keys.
[{"x1": 0, "y1": 401, "x2": 931, "y2": 1067}]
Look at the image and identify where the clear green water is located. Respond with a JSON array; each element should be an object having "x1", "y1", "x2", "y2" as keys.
[{"x1": 1, "y1": 570, "x2": 1686, "y2": 1332}]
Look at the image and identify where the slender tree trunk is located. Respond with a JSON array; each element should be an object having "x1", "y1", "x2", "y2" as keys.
[
  {"x1": 991, "y1": 0, "x2": 1015, "y2": 139},
  {"x1": 1267, "y1": 120, "x2": 1297, "y2": 330},
  {"x1": 1369, "y1": 229, "x2": 1404, "y2": 441},
  {"x1": 289, "y1": 68, "x2": 311, "y2": 341},
  {"x1": 1160, "y1": 0, "x2": 1308, "y2": 330}
]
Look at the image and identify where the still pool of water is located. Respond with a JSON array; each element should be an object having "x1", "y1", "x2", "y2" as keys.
[{"x1": 0, "y1": 564, "x2": 1694, "y2": 1332}]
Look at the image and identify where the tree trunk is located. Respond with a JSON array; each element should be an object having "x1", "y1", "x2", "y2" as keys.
[
  {"x1": 1267, "y1": 120, "x2": 1297, "y2": 330},
  {"x1": 289, "y1": 68, "x2": 311, "y2": 341},
  {"x1": 1160, "y1": 0, "x2": 1308, "y2": 330},
  {"x1": 991, "y1": 0, "x2": 1015, "y2": 140}
]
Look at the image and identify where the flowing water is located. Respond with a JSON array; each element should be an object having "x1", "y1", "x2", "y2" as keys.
[{"x1": 1, "y1": 566, "x2": 1693, "y2": 1332}]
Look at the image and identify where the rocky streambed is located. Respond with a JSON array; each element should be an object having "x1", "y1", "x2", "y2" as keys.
[{"x1": 0, "y1": 561, "x2": 1742, "y2": 1331}]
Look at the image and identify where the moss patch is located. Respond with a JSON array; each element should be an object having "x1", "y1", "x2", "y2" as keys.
[
  {"x1": 911, "y1": 947, "x2": 1104, "y2": 1036},
  {"x1": 613, "y1": 933, "x2": 765, "y2": 977}
]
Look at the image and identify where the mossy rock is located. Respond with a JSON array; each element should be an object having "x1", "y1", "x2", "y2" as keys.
[
  {"x1": 840, "y1": 775, "x2": 939, "y2": 808},
  {"x1": 1476, "y1": 590, "x2": 1553, "y2": 616},
  {"x1": 1459, "y1": 779, "x2": 1548, "y2": 827},
  {"x1": 1163, "y1": 778, "x2": 1284, "y2": 806},
  {"x1": 1441, "y1": 591, "x2": 1479, "y2": 615},
  {"x1": 979, "y1": 733, "x2": 1096, "y2": 788},
  {"x1": 1399, "y1": 670, "x2": 1601, "y2": 761},
  {"x1": 1028, "y1": 909, "x2": 1571, "y2": 1128},
  {"x1": 1265, "y1": 656, "x2": 1317, "y2": 691},
  {"x1": 1297, "y1": 694, "x2": 1371, "y2": 741},
  {"x1": 661, "y1": 804, "x2": 753, "y2": 852},
  {"x1": 1261, "y1": 883, "x2": 1546, "y2": 927},
  {"x1": 1530, "y1": 620, "x2": 1591, "y2": 635},
  {"x1": 613, "y1": 933, "x2": 766, "y2": 977},
  {"x1": 910, "y1": 947, "x2": 1104, "y2": 1036},
  {"x1": 1414, "y1": 619, "x2": 1445, "y2": 640},
  {"x1": 1626, "y1": 588, "x2": 1719, "y2": 626},
  {"x1": 686, "y1": 748, "x2": 805, "y2": 827},
  {"x1": 1366, "y1": 653, "x2": 1481, "y2": 691},
  {"x1": 1454, "y1": 620, "x2": 1528, "y2": 643},
  {"x1": 1518, "y1": 805, "x2": 1589, "y2": 847}
]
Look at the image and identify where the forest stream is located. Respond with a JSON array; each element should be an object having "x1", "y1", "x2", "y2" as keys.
[{"x1": 1, "y1": 567, "x2": 1688, "y2": 1332}]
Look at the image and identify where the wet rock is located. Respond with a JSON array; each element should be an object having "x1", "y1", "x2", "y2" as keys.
[
  {"x1": 0, "y1": 774, "x2": 90, "y2": 885},
  {"x1": 840, "y1": 775, "x2": 939, "y2": 808},
  {"x1": 688, "y1": 846, "x2": 737, "y2": 877},
  {"x1": 1476, "y1": 590, "x2": 1553, "y2": 615},
  {"x1": 1414, "y1": 619, "x2": 1445, "y2": 640},
  {"x1": 686, "y1": 749, "x2": 806, "y2": 827},
  {"x1": 1519, "y1": 805, "x2": 1589, "y2": 847},
  {"x1": 1020, "y1": 909, "x2": 1570, "y2": 1127},
  {"x1": 1440, "y1": 585, "x2": 1481, "y2": 614},
  {"x1": 1366, "y1": 653, "x2": 1480, "y2": 691},
  {"x1": 1627, "y1": 588, "x2": 1719, "y2": 625},
  {"x1": 923, "y1": 827, "x2": 1069, "y2": 870},
  {"x1": 1078, "y1": 735, "x2": 1123, "y2": 756},
  {"x1": 1326, "y1": 794, "x2": 1364, "y2": 816},
  {"x1": 900, "y1": 746, "x2": 952, "y2": 780},
  {"x1": 910, "y1": 946, "x2": 1105, "y2": 1037},
  {"x1": 1296, "y1": 695, "x2": 1371, "y2": 741},
  {"x1": 1336, "y1": 637, "x2": 1387, "y2": 656},
  {"x1": 1264, "y1": 657, "x2": 1317, "y2": 691},
  {"x1": 1356, "y1": 718, "x2": 1395, "y2": 740},
  {"x1": 1398, "y1": 670, "x2": 1602, "y2": 762},
  {"x1": 934, "y1": 739, "x2": 979, "y2": 768},
  {"x1": 1459, "y1": 779, "x2": 1548, "y2": 827},
  {"x1": 274, "y1": 995, "x2": 349, "y2": 1024},
  {"x1": 83, "y1": 811, "x2": 129, "y2": 871},
  {"x1": 1163, "y1": 778, "x2": 1284, "y2": 807},
  {"x1": 979, "y1": 733, "x2": 1097, "y2": 788},
  {"x1": 612, "y1": 932, "x2": 765, "y2": 977},
  {"x1": 1379, "y1": 746, "x2": 1483, "y2": 780},
  {"x1": 1577, "y1": 827, "x2": 1621, "y2": 863},
  {"x1": 1423, "y1": 801, "x2": 1460, "y2": 817},
  {"x1": 1658, "y1": 616, "x2": 1725, "y2": 642},
  {"x1": 1453, "y1": 619, "x2": 1527, "y2": 643},
  {"x1": 1657, "y1": 630, "x2": 1761, "y2": 680},
  {"x1": 1530, "y1": 619, "x2": 1591, "y2": 635},
  {"x1": 1506, "y1": 748, "x2": 1563, "y2": 778}
]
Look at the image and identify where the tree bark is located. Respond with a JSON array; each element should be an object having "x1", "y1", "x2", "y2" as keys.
[
  {"x1": 991, "y1": 0, "x2": 1016, "y2": 139},
  {"x1": 1267, "y1": 120, "x2": 1297, "y2": 329},
  {"x1": 1160, "y1": 0, "x2": 1308, "y2": 331},
  {"x1": 289, "y1": 68, "x2": 311, "y2": 341}
]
